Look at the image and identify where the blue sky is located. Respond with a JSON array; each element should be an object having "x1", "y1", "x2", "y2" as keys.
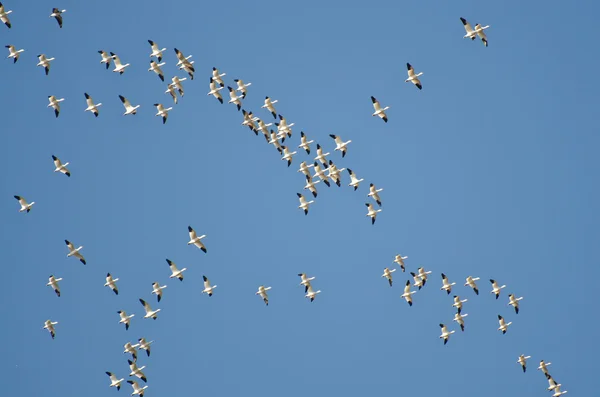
[{"x1": 1, "y1": 0, "x2": 596, "y2": 395}]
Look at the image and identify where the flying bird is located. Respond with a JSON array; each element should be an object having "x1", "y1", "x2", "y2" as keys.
[
  {"x1": 256, "y1": 285, "x2": 271, "y2": 306},
  {"x1": 305, "y1": 284, "x2": 321, "y2": 302},
  {"x1": 51, "y1": 155, "x2": 70, "y2": 177},
  {"x1": 538, "y1": 360, "x2": 552, "y2": 375},
  {"x1": 119, "y1": 95, "x2": 140, "y2": 116},
  {"x1": 365, "y1": 203, "x2": 382, "y2": 225},
  {"x1": 202, "y1": 275, "x2": 217, "y2": 297},
  {"x1": 118, "y1": 311, "x2": 134, "y2": 330},
  {"x1": 368, "y1": 183, "x2": 383, "y2": 206},
  {"x1": 298, "y1": 131, "x2": 313, "y2": 154},
  {"x1": 0, "y1": 2, "x2": 12, "y2": 29},
  {"x1": 326, "y1": 160, "x2": 345, "y2": 187},
  {"x1": 233, "y1": 78, "x2": 251, "y2": 98},
  {"x1": 382, "y1": 267, "x2": 396, "y2": 287},
  {"x1": 517, "y1": 355, "x2": 531, "y2": 373},
  {"x1": 151, "y1": 282, "x2": 167, "y2": 302},
  {"x1": 275, "y1": 114, "x2": 294, "y2": 140},
  {"x1": 281, "y1": 146, "x2": 297, "y2": 167},
  {"x1": 371, "y1": 96, "x2": 389, "y2": 122},
  {"x1": 148, "y1": 60, "x2": 166, "y2": 81},
  {"x1": 303, "y1": 175, "x2": 320, "y2": 198},
  {"x1": 211, "y1": 67, "x2": 226, "y2": 87},
  {"x1": 410, "y1": 272, "x2": 424, "y2": 290},
  {"x1": 46, "y1": 275, "x2": 62, "y2": 297},
  {"x1": 329, "y1": 134, "x2": 352, "y2": 158},
  {"x1": 175, "y1": 48, "x2": 195, "y2": 72},
  {"x1": 394, "y1": 255, "x2": 408, "y2": 272},
  {"x1": 418, "y1": 267, "x2": 432, "y2": 286},
  {"x1": 127, "y1": 380, "x2": 147, "y2": 396},
  {"x1": 98, "y1": 50, "x2": 112, "y2": 69},
  {"x1": 508, "y1": 294, "x2": 523, "y2": 314},
  {"x1": 298, "y1": 161, "x2": 314, "y2": 178},
  {"x1": 153, "y1": 103, "x2": 172, "y2": 124},
  {"x1": 105, "y1": 372, "x2": 124, "y2": 391},
  {"x1": 297, "y1": 193, "x2": 314, "y2": 215},
  {"x1": 148, "y1": 40, "x2": 166, "y2": 62},
  {"x1": 14, "y1": 195, "x2": 34, "y2": 213},
  {"x1": 347, "y1": 168, "x2": 363, "y2": 191},
  {"x1": 165, "y1": 84, "x2": 178, "y2": 105},
  {"x1": 137, "y1": 338, "x2": 153, "y2": 357},
  {"x1": 207, "y1": 78, "x2": 224, "y2": 104},
  {"x1": 311, "y1": 162, "x2": 331, "y2": 187},
  {"x1": 405, "y1": 63, "x2": 423, "y2": 90},
  {"x1": 171, "y1": 76, "x2": 186, "y2": 97},
  {"x1": 227, "y1": 86, "x2": 243, "y2": 111},
  {"x1": 104, "y1": 273, "x2": 119, "y2": 295},
  {"x1": 497, "y1": 314, "x2": 512, "y2": 334},
  {"x1": 551, "y1": 384, "x2": 568, "y2": 397},
  {"x1": 65, "y1": 239, "x2": 86, "y2": 264},
  {"x1": 37, "y1": 54, "x2": 55, "y2": 76},
  {"x1": 110, "y1": 52, "x2": 130, "y2": 74},
  {"x1": 440, "y1": 273, "x2": 456, "y2": 294},
  {"x1": 123, "y1": 342, "x2": 139, "y2": 360},
  {"x1": 166, "y1": 259, "x2": 186, "y2": 281},
  {"x1": 439, "y1": 323, "x2": 455, "y2": 345},
  {"x1": 490, "y1": 279, "x2": 506, "y2": 299},
  {"x1": 47, "y1": 95, "x2": 64, "y2": 118},
  {"x1": 43, "y1": 320, "x2": 58, "y2": 339},
  {"x1": 460, "y1": 17, "x2": 490, "y2": 46},
  {"x1": 187, "y1": 226, "x2": 207, "y2": 253},
  {"x1": 453, "y1": 312, "x2": 468, "y2": 331},
  {"x1": 84, "y1": 93, "x2": 102, "y2": 117},
  {"x1": 464, "y1": 276, "x2": 480, "y2": 295},
  {"x1": 5, "y1": 45, "x2": 23, "y2": 63},
  {"x1": 298, "y1": 273, "x2": 315, "y2": 293},
  {"x1": 401, "y1": 280, "x2": 416, "y2": 306},
  {"x1": 49, "y1": 8, "x2": 66, "y2": 28},
  {"x1": 139, "y1": 298, "x2": 160, "y2": 320},
  {"x1": 127, "y1": 360, "x2": 147, "y2": 383},
  {"x1": 452, "y1": 295, "x2": 468, "y2": 313}
]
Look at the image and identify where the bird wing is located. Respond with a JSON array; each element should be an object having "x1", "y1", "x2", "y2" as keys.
[
  {"x1": 203, "y1": 276, "x2": 211, "y2": 289},
  {"x1": 140, "y1": 299, "x2": 150, "y2": 312},
  {"x1": 188, "y1": 226, "x2": 197, "y2": 240},
  {"x1": 407, "y1": 63, "x2": 416, "y2": 78},
  {"x1": 111, "y1": 53, "x2": 122, "y2": 66},
  {"x1": 460, "y1": 17, "x2": 474, "y2": 33},
  {"x1": 52, "y1": 155, "x2": 62, "y2": 168},
  {"x1": 85, "y1": 93, "x2": 94, "y2": 106},
  {"x1": 167, "y1": 259, "x2": 178, "y2": 272},
  {"x1": 119, "y1": 95, "x2": 131, "y2": 108},
  {"x1": 475, "y1": 25, "x2": 487, "y2": 40},
  {"x1": 65, "y1": 240, "x2": 75, "y2": 251},
  {"x1": 306, "y1": 284, "x2": 315, "y2": 294},
  {"x1": 298, "y1": 194, "x2": 307, "y2": 205},
  {"x1": 371, "y1": 96, "x2": 381, "y2": 111}
]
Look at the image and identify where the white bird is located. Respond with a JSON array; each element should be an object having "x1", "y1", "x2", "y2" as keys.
[
  {"x1": 49, "y1": 8, "x2": 66, "y2": 28},
  {"x1": 227, "y1": 86, "x2": 243, "y2": 111},
  {"x1": 165, "y1": 84, "x2": 178, "y2": 105},
  {"x1": 538, "y1": 360, "x2": 552, "y2": 375},
  {"x1": 418, "y1": 267, "x2": 432, "y2": 285},
  {"x1": 452, "y1": 295, "x2": 467, "y2": 313},
  {"x1": 371, "y1": 96, "x2": 389, "y2": 123},
  {"x1": 268, "y1": 130, "x2": 283, "y2": 154},
  {"x1": 298, "y1": 273, "x2": 315, "y2": 293},
  {"x1": 241, "y1": 109, "x2": 259, "y2": 134},
  {"x1": 256, "y1": 118, "x2": 273, "y2": 142},
  {"x1": 175, "y1": 48, "x2": 195, "y2": 76},
  {"x1": 43, "y1": 320, "x2": 58, "y2": 339},
  {"x1": 382, "y1": 267, "x2": 396, "y2": 287},
  {"x1": 305, "y1": 284, "x2": 321, "y2": 302},
  {"x1": 453, "y1": 312, "x2": 468, "y2": 331},
  {"x1": 275, "y1": 114, "x2": 294, "y2": 140},
  {"x1": 110, "y1": 52, "x2": 130, "y2": 74},
  {"x1": 106, "y1": 372, "x2": 124, "y2": 391},
  {"x1": 119, "y1": 95, "x2": 140, "y2": 116},
  {"x1": 46, "y1": 275, "x2": 62, "y2": 297},
  {"x1": 233, "y1": 78, "x2": 251, "y2": 99},
  {"x1": 170, "y1": 76, "x2": 186, "y2": 97},
  {"x1": 256, "y1": 285, "x2": 271, "y2": 306},
  {"x1": 281, "y1": 146, "x2": 297, "y2": 167},
  {"x1": 517, "y1": 355, "x2": 531, "y2": 373},
  {"x1": 5, "y1": 45, "x2": 23, "y2": 63},
  {"x1": 104, "y1": 273, "x2": 119, "y2": 295},
  {"x1": 440, "y1": 273, "x2": 456, "y2": 294},
  {"x1": 314, "y1": 144, "x2": 330, "y2": 167},
  {"x1": 51, "y1": 155, "x2": 70, "y2": 177},
  {"x1": 368, "y1": 183, "x2": 383, "y2": 206},
  {"x1": 508, "y1": 294, "x2": 523, "y2": 314},
  {"x1": 460, "y1": 17, "x2": 490, "y2": 46},
  {"x1": 148, "y1": 60, "x2": 166, "y2": 82},
  {"x1": 552, "y1": 385, "x2": 568, "y2": 397},
  {"x1": 151, "y1": 282, "x2": 167, "y2": 303},
  {"x1": 347, "y1": 169, "x2": 364, "y2": 191},
  {"x1": 127, "y1": 380, "x2": 147, "y2": 396},
  {"x1": 464, "y1": 276, "x2": 480, "y2": 295},
  {"x1": 298, "y1": 161, "x2": 314, "y2": 178},
  {"x1": 117, "y1": 311, "x2": 134, "y2": 330},
  {"x1": 84, "y1": 93, "x2": 102, "y2": 117},
  {"x1": 187, "y1": 226, "x2": 207, "y2": 253},
  {"x1": 497, "y1": 314, "x2": 512, "y2": 334},
  {"x1": 148, "y1": 40, "x2": 166, "y2": 62},
  {"x1": 303, "y1": 175, "x2": 320, "y2": 198},
  {"x1": 439, "y1": 323, "x2": 455, "y2": 345},
  {"x1": 546, "y1": 374, "x2": 561, "y2": 391},
  {"x1": 312, "y1": 162, "x2": 331, "y2": 187},
  {"x1": 405, "y1": 63, "x2": 423, "y2": 90},
  {"x1": 47, "y1": 95, "x2": 64, "y2": 118},
  {"x1": 298, "y1": 131, "x2": 314, "y2": 154},
  {"x1": 202, "y1": 275, "x2": 217, "y2": 297},
  {"x1": 207, "y1": 77, "x2": 224, "y2": 104},
  {"x1": 326, "y1": 160, "x2": 345, "y2": 187},
  {"x1": 14, "y1": 195, "x2": 34, "y2": 213},
  {"x1": 98, "y1": 50, "x2": 112, "y2": 69},
  {"x1": 123, "y1": 342, "x2": 139, "y2": 360},
  {"x1": 211, "y1": 66, "x2": 226, "y2": 87},
  {"x1": 297, "y1": 193, "x2": 314, "y2": 215},
  {"x1": 410, "y1": 272, "x2": 424, "y2": 290},
  {"x1": 0, "y1": 2, "x2": 13, "y2": 29},
  {"x1": 490, "y1": 279, "x2": 506, "y2": 299},
  {"x1": 474, "y1": 23, "x2": 490, "y2": 47},
  {"x1": 262, "y1": 96, "x2": 278, "y2": 119},
  {"x1": 65, "y1": 239, "x2": 86, "y2": 265},
  {"x1": 394, "y1": 255, "x2": 408, "y2": 272},
  {"x1": 37, "y1": 54, "x2": 55, "y2": 76},
  {"x1": 401, "y1": 280, "x2": 416, "y2": 306},
  {"x1": 166, "y1": 259, "x2": 186, "y2": 281},
  {"x1": 329, "y1": 134, "x2": 352, "y2": 158},
  {"x1": 153, "y1": 103, "x2": 172, "y2": 124},
  {"x1": 137, "y1": 338, "x2": 153, "y2": 357},
  {"x1": 365, "y1": 203, "x2": 382, "y2": 225},
  {"x1": 139, "y1": 298, "x2": 160, "y2": 320}
]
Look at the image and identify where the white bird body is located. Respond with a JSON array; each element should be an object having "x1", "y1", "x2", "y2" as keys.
[
  {"x1": 37, "y1": 54, "x2": 55, "y2": 75},
  {"x1": 119, "y1": 95, "x2": 140, "y2": 116},
  {"x1": 517, "y1": 355, "x2": 531, "y2": 372},
  {"x1": 65, "y1": 240, "x2": 86, "y2": 264},
  {"x1": 175, "y1": 49, "x2": 194, "y2": 70},
  {"x1": 98, "y1": 50, "x2": 112, "y2": 69},
  {"x1": 106, "y1": 372, "x2": 124, "y2": 390},
  {"x1": 405, "y1": 63, "x2": 423, "y2": 90},
  {"x1": 43, "y1": 320, "x2": 58, "y2": 339},
  {"x1": 552, "y1": 385, "x2": 567, "y2": 397},
  {"x1": 371, "y1": 96, "x2": 389, "y2": 122},
  {"x1": 211, "y1": 67, "x2": 226, "y2": 86},
  {"x1": 366, "y1": 202, "x2": 382, "y2": 225},
  {"x1": 110, "y1": 52, "x2": 130, "y2": 74},
  {"x1": 508, "y1": 294, "x2": 523, "y2": 314},
  {"x1": 123, "y1": 342, "x2": 139, "y2": 360},
  {"x1": 268, "y1": 130, "x2": 283, "y2": 154},
  {"x1": 202, "y1": 275, "x2": 217, "y2": 297},
  {"x1": 394, "y1": 255, "x2": 408, "y2": 272},
  {"x1": 460, "y1": 17, "x2": 490, "y2": 46},
  {"x1": 490, "y1": 279, "x2": 506, "y2": 299},
  {"x1": 104, "y1": 273, "x2": 119, "y2": 295},
  {"x1": 305, "y1": 284, "x2": 321, "y2": 302},
  {"x1": 382, "y1": 267, "x2": 396, "y2": 287},
  {"x1": 47, "y1": 95, "x2": 64, "y2": 118},
  {"x1": 464, "y1": 276, "x2": 480, "y2": 295},
  {"x1": 275, "y1": 115, "x2": 294, "y2": 140},
  {"x1": 148, "y1": 60, "x2": 166, "y2": 82},
  {"x1": 227, "y1": 86, "x2": 243, "y2": 111},
  {"x1": 281, "y1": 146, "x2": 297, "y2": 167},
  {"x1": 297, "y1": 193, "x2": 314, "y2": 215},
  {"x1": 538, "y1": 360, "x2": 552, "y2": 375},
  {"x1": 326, "y1": 160, "x2": 345, "y2": 187},
  {"x1": 329, "y1": 134, "x2": 352, "y2": 158},
  {"x1": 166, "y1": 259, "x2": 186, "y2": 281},
  {"x1": 497, "y1": 315, "x2": 512, "y2": 334},
  {"x1": 368, "y1": 184, "x2": 383, "y2": 206},
  {"x1": 241, "y1": 109, "x2": 259, "y2": 133},
  {"x1": 453, "y1": 312, "x2": 468, "y2": 331},
  {"x1": 417, "y1": 267, "x2": 432, "y2": 285},
  {"x1": 5, "y1": 45, "x2": 23, "y2": 63},
  {"x1": 256, "y1": 285, "x2": 271, "y2": 305},
  {"x1": 138, "y1": 338, "x2": 153, "y2": 357},
  {"x1": 118, "y1": 311, "x2": 135, "y2": 330},
  {"x1": 0, "y1": 3, "x2": 13, "y2": 29},
  {"x1": 256, "y1": 119, "x2": 273, "y2": 141},
  {"x1": 139, "y1": 298, "x2": 160, "y2": 320},
  {"x1": 410, "y1": 272, "x2": 424, "y2": 290},
  {"x1": 234, "y1": 78, "x2": 251, "y2": 98},
  {"x1": 298, "y1": 161, "x2": 314, "y2": 178},
  {"x1": 127, "y1": 380, "x2": 148, "y2": 396},
  {"x1": 303, "y1": 175, "x2": 320, "y2": 198},
  {"x1": 401, "y1": 280, "x2": 416, "y2": 306},
  {"x1": 314, "y1": 144, "x2": 330, "y2": 166},
  {"x1": 440, "y1": 273, "x2": 456, "y2": 294},
  {"x1": 207, "y1": 78, "x2": 224, "y2": 104},
  {"x1": 153, "y1": 103, "x2": 172, "y2": 124},
  {"x1": 165, "y1": 84, "x2": 178, "y2": 105},
  {"x1": 151, "y1": 282, "x2": 167, "y2": 302},
  {"x1": 298, "y1": 273, "x2": 315, "y2": 293},
  {"x1": 148, "y1": 40, "x2": 166, "y2": 62},
  {"x1": 187, "y1": 226, "x2": 207, "y2": 253},
  {"x1": 547, "y1": 375, "x2": 561, "y2": 391},
  {"x1": 84, "y1": 93, "x2": 102, "y2": 117},
  {"x1": 452, "y1": 295, "x2": 467, "y2": 313},
  {"x1": 439, "y1": 323, "x2": 455, "y2": 345},
  {"x1": 347, "y1": 169, "x2": 364, "y2": 191},
  {"x1": 46, "y1": 275, "x2": 62, "y2": 297},
  {"x1": 311, "y1": 162, "x2": 331, "y2": 187},
  {"x1": 14, "y1": 195, "x2": 35, "y2": 213},
  {"x1": 262, "y1": 96, "x2": 278, "y2": 119},
  {"x1": 298, "y1": 131, "x2": 314, "y2": 154}
]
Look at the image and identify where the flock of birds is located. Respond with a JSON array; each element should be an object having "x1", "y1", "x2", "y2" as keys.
[{"x1": 4, "y1": 3, "x2": 569, "y2": 397}]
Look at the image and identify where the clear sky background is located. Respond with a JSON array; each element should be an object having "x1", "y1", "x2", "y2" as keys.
[{"x1": 1, "y1": 0, "x2": 597, "y2": 396}]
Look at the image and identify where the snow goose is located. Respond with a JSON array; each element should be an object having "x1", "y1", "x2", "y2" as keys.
[
  {"x1": 181, "y1": 62, "x2": 195, "y2": 80},
  {"x1": 153, "y1": 103, "x2": 172, "y2": 124},
  {"x1": 51, "y1": 155, "x2": 70, "y2": 177},
  {"x1": 546, "y1": 375, "x2": 561, "y2": 392},
  {"x1": 329, "y1": 134, "x2": 351, "y2": 158},
  {"x1": 0, "y1": 2, "x2": 12, "y2": 28},
  {"x1": 174, "y1": 48, "x2": 194, "y2": 68},
  {"x1": 453, "y1": 312, "x2": 468, "y2": 331},
  {"x1": 119, "y1": 95, "x2": 140, "y2": 116},
  {"x1": 98, "y1": 50, "x2": 111, "y2": 69},
  {"x1": 262, "y1": 96, "x2": 278, "y2": 119},
  {"x1": 405, "y1": 63, "x2": 423, "y2": 90},
  {"x1": 47, "y1": 95, "x2": 64, "y2": 118},
  {"x1": 211, "y1": 67, "x2": 226, "y2": 87},
  {"x1": 394, "y1": 255, "x2": 408, "y2": 272},
  {"x1": 166, "y1": 259, "x2": 186, "y2": 281},
  {"x1": 297, "y1": 193, "x2": 314, "y2": 215},
  {"x1": 298, "y1": 161, "x2": 314, "y2": 178},
  {"x1": 538, "y1": 360, "x2": 552, "y2": 375},
  {"x1": 127, "y1": 380, "x2": 147, "y2": 396},
  {"x1": 165, "y1": 84, "x2": 178, "y2": 105},
  {"x1": 148, "y1": 40, "x2": 166, "y2": 62},
  {"x1": 368, "y1": 183, "x2": 383, "y2": 206},
  {"x1": 552, "y1": 384, "x2": 568, "y2": 397},
  {"x1": 347, "y1": 169, "x2": 363, "y2": 191},
  {"x1": 298, "y1": 131, "x2": 313, "y2": 154},
  {"x1": 46, "y1": 275, "x2": 62, "y2": 297},
  {"x1": 490, "y1": 279, "x2": 506, "y2": 299},
  {"x1": 139, "y1": 298, "x2": 160, "y2": 320},
  {"x1": 464, "y1": 276, "x2": 480, "y2": 295},
  {"x1": 452, "y1": 295, "x2": 467, "y2": 313},
  {"x1": 312, "y1": 162, "x2": 331, "y2": 187},
  {"x1": 227, "y1": 86, "x2": 243, "y2": 111},
  {"x1": 118, "y1": 311, "x2": 134, "y2": 330},
  {"x1": 401, "y1": 280, "x2": 416, "y2": 306},
  {"x1": 148, "y1": 60, "x2": 166, "y2": 82},
  {"x1": 5, "y1": 45, "x2": 23, "y2": 63},
  {"x1": 517, "y1": 355, "x2": 531, "y2": 373},
  {"x1": 410, "y1": 272, "x2": 424, "y2": 290},
  {"x1": 241, "y1": 109, "x2": 259, "y2": 134},
  {"x1": 106, "y1": 372, "x2": 124, "y2": 390},
  {"x1": 171, "y1": 76, "x2": 187, "y2": 97},
  {"x1": 314, "y1": 144, "x2": 330, "y2": 167},
  {"x1": 440, "y1": 273, "x2": 456, "y2": 294},
  {"x1": 234, "y1": 78, "x2": 251, "y2": 98},
  {"x1": 84, "y1": 93, "x2": 102, "y2": 117},
  {"x1": 268, "y1": 130, "x2": 283, "y2": 154},
  {"x1": 508, "y1": 294, "x2": 523, "y2": 314},
  {"x1": 37, "y1": 55, "x2": 55, "y2": 76},
  {"x1": 49, "y1": 8, "x2": 66, "y2": 28},
  {"x1": 65, "y1": 239, "x2": 86, "y2": 264},
  {"x1": 281, "y1": 145, "x2": 297, "y2": 167},
  {"x1": 275, "y1": 114, "x2": 294, "y2": 140},
  {"x1": 326, "y1": 160, "x2": 345, "y2": 187},
  {"x1": 151, "y1": 282, "x2": 166, "y2": 302},
  {"x1": 137, "y1": 338, "x2": 153, "y2": 357},
  {"x1": 418, "y1": 267, "x2": 432, "y2": 285},
  {"x1": 207, "y1": 78, "x2": 224, "y2": 104},
  {"x1": 365, "y1": 203, "x2": 382, "y2": 225},
  {"x1": 123, "y1": 342, "x2": 139, "y2": 360},
  {"x1": 303, "y1": 175, "x2": 320, "y2": 198},
  {"x1": 371, "y1": 96, "x2": 389, "y2": 122},
  {"x1": 382, "y1": 267, "x2": 396, "y2": 287},
  {"x1": 202, "y1": 275, "x2": 217, "y2": 297},
  {"x1": 187, "y1": 226, "x2": 207, "y2": 253},
  {"x1": 110, "y1": 52, "x2": 130, "y2": 74},
  {"x1": 256, "y1": 118, "x2": 273, "y2": 142},
  {"x1": 305, "y1": 284, "x2": 321, "y2": 302},
  {"x1": 298, "y1": 273, "x2": 315, "y2": 293},
  {"x1": 43, "y1": 320, "x2": 58, "y2": 339},
  {"x1": 104, "y1": 273, "x2": 119, "y2": 295},
  {"x1": 256, "y1": 285, "x2": 271, "y2": 306},
  {"x1": 474, "y1": 23, "x2": 490, "y2": 47},
  {"x1": 497, "y1": 314, "x2": 512, "y2": 334},
  {"x1": 460, "y1": 17, "x2": 490, "y2": 46},
  {"x1": 14, "y1": 195, "x2": 34, "y2": 213},
  {"x1": 439, "y1": 324, "x2": 455, "y2": 345}
]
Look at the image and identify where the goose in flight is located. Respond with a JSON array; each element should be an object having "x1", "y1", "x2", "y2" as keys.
[
  {"x1": 165, "y1": 84, "x2": 178, "y2": 105},
  {"x1": 473, "y1": 23, "x2": 490, "y2": 47},
  {"x1": 5, "y1": 45, "x2": 23, "y2": 63},
  {"x1": 275, "y1": 114, "x2": 294, "y2": 140},
  {"x1": 410, "y1": 272, "x2": 424, "y2": 290},
  {"x1": 440, "y1": 273, "x2": 456, "y2": 294},
  {"x1": 137, "y1": 338, "x2": 153, "y2": 357},
  {"x1": 394, "y1": 255, "x2": 408, "y2": 272},
  {"x1": 439, "y1": 324, "x2": 455, "y2": 345},
  {"x1": 119, "y1": 95, "x2": 140, "y2": 116},
  {"x1": 51, "y1": 155, "x2": 70, "y2": 177},
  {"x1": 118, "y1": 311, "x2": 134, "y2": 330},
  {"x1": 453, "y1": 312, "x2": 468, "y2": 331},
  {"x1": 312, "y1": 162, "x2": 331, "y2": 187},
  {"x1": 546, "y1": 375, "x2": 561, "y2": 392},
  {"x1": 241, "y1": 109, "x2": 259, "y2": 134},
  {"x1": 552, "y1": 385, "x2": 568, "y2": 397},
  {"x1": 151, "y1": 282, "x2": 166, "y2": 302},
  {"x1": 490, "y1": 279, "x2": 506, "y2": 299},
  {"x1": 329, "y1": 134, "x2": 351, "y2": 158},
  {"x1": 47, "y1": 95, "x2": 64, "y2": 118},
  {"x1": 110, "y1": 52, "x2": 130, "y2": 74},
  {"x1": 281, "y1": 146, "x2": 297, "y2": 167},
  {"x1": 49, "y1": 8, "x2": 66, "y2": 28},
  {"x1": 207, "y1": 77, "x2": 224, "y2": 104},
  {"x1": 298, "y1": 131, "x2": 313, "y2": 154},
  {"x1": 104, "y1": 273, "x2": 119, "y2": 295},
  {"x1": 148, "y1": 60, "x2": 166, "y2": 82},
  {"x1": 418, "y1": 267, "x2": 432, "y2": 285},
  {"x1": 464, "y1": 276, "x2": 480, "y2": 295},
  {"x1": 37, "y1": 54, "x2": 55, "y2": 75},
  {"x1": 14, "y1": 195, "x2": 34, "y2": 213},
  {"x1": 106, "y1": 372, "x2": 124, "y2": 391},
  {"x1": 227, "y1": 86, "x2": 243, "y2": 111},
  {"x1": 256, "y1": 285, "x2": 271, "y2": 306},
  {"x1": 497, "y1": 314, "x2": 512, "y2": 334},
  {"x1": 202, "y1": 275, "x2": 217, "y2": 297},
  {"x1": 127, "y1": 380, "x2": 147, "y2": 396},
  {"x1": 298, "y1": 161, "x2": 314, "y2": 178},
  {"x1": 123, "y1": 342, "x2": 138, "y2": 360},
  {"x1": 298, "y1": 273, "x2": 315, "y2": 293},
  {"x1": 538, "y1": 360, "x2": 552, "y2": 375},
  {"x1": 517, "y1": 355, "x2": 531, "y2": 373},
  {"x1": 84, "y1": 93, "x2": 102, "y2": 117},
  {"x1": 314, "y1": 144, "x2": 330, "y2": 167},
  {"x1": 366, "y1": 203, "x2": 382, "y2": 225},
  {"x1": 148, "y1": 40, "x2": 166, "y2": 62},
  {"x1": 187, "y1": 226, "x2": 207, "y2": 253},
  {"x1": 46, "y1": 275, "x2": 62, "y2": 297},
  {"x1": 98, "y1": 50, "x2": 111, "y2": 69},
  {"x1": 368, "y1": 183, "x2": 383, "y2": 206},
  {"x1": 508, "y1": 294, "x2": 523, "y2": 314},
  {"x1": 262, "y1": 96, "x2": 278, "y2": 119},
  {"x1": 452, "y1": 296, "x2": 467, "y2": 313},
  {"x1": 175, "y1": 48, "x2": 195, "y2": 76},
  {"x1": 0, "y1": 3, "x2": 12, "y2": 28},
  {"x1": 171, "y1": 76, "x2": 187, "y2": 97},
  {"x1": 179, "y1": 59, "x2": 195, "y2": 80},
  {"x1": 382, "y1": 267, "x2": 396, "y2": 287},
  {"x1": 371, "y1": 96, "x2": 389, "y2": 123},
  {"x1": 43, "y1": 320, "x2": 58, "y2": 339},
  {"x1": 153, "y1": 103, "x2": 172, "y2": 124},
  {"x1": 65, "y1": 239, "x2": 86, "y2": 264},
  {"x1": 256, "y1": 118, "x2": 273, "y2": 142},
  {"x1": 305, "y1": 284, "x2": 321, "y2": 302},
  {"x1": 401, "y1": 280, "x2": 416, "y2": 306},
  {"x1": 139, "y1": 298, "x2": 160, "y2": 320},
  {"x1": 326, "y1": 160, "x2": 345, "y2": 187},
  {"x1": 406, "y1": 63, "x2": 423, "y2": 90},
  {"x1": 347, "y1": 169, "x2": 364, "y2": 191},
  {"x1": 460, "y1": 17, "x2": 489, "y2": 46},
  {"x1": 303, "y1": 175, "x2": 320, "y2": 198},
  {"x1": 268, "y1": 130, "x2": 283, "y2": 154},
  {"x1": 211, "y1": 67, "x2": 226, "y2": 87},
  {"x1": 234, "y1": 79, "x2": 251, "y2": 98},
  {"x1": 166, "y1": 259, "x2": 186, "y2": 281},
  {"x1": 128, "y1": 360, "x2": 147, "y2": 381},
  {"x1": 297, "y1": 193, "x2": 314, "y2": 215}
]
